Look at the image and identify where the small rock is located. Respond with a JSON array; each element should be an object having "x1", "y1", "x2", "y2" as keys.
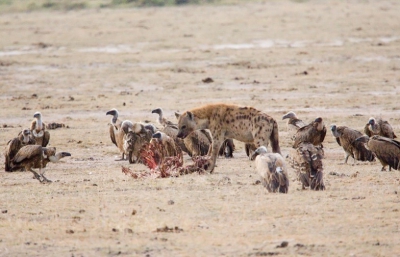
[
  {"x1": 277, "y1": 241, "x2": 289, "y2": 248},
  {"x1": 112, "y1": 228, "x2": 119, "y2": 232},
  {"x1": 92, "y1": 184, "x2": 98, "y2": 186},
  {"x1": 124, "y1": 228, "x2": 133, "y2": 234},
  {"x1": 1, "y1": 210, "x2": 7, "y2": 214},
  {"x1": 132, "y1": 209, "x2": 137, "y2": 215},
  {"x1": 167, "y1": 200, "x2": 174, "y2": 205},
  {"x1": 66, "y1": 229, "x2": 74, "y2": 234},
  {"x1": 202, "y1": 77, "x2": 214, "y2": 83},
  {"x1": 79, "y1": 209, "x2": 85, "y2": 213}
]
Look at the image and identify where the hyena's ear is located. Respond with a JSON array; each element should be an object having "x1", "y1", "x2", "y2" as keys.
[
  {"x1": 187, "y1": 111, "x2": 194, "y2": 121},
  {"x1": 175, "y1": 112, "x2": 181, "y2": 120}
]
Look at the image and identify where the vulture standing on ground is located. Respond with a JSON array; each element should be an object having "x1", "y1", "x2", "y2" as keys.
[
  {"x1": 282, "y1": 111, "x2": 306, "y2": 131},
  {"x1": 289, "y1": 142, "x2": 325, "y2": 190},
  {"x1": 364, "y1": 117, "x2": 397, "y2": 139},
  {"x1": 250, "y1": 146, "x2": 289, "y2": 193},
  {"x1": 356, "y1": 135, "x2": 400, "y2": 171},
  {"x1": 10, "y1": 145, "x2": 71, "y2": 183},
  {"x1": 150, "y1": 132, "x2": 183, "y2": 165},
  {"x1": 330, "y1": 124, "x2": 375, "y2": 164},
  {"x1": 30, "y1": 112, "x2": 50, "y2": 147},
  {"x1": 109, "y1": 119, "x2": 133, "y2": 160},
  {"x1": 5, "y1": 129, "x2": 36, "y2": 172},
  {"x1": 124, "y1": 122, "x2": 153, "y2": 164},
  {"x1": 292, "y1": 117, "x2": 326, "y2": 149}
]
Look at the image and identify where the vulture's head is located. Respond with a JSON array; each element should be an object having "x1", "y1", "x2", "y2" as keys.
[
  {"x1": 151, "y1": 108, "x2": 163, "y2": 116},
  {"x1": 121, "y1": 120, "x2": 134, "y2": 134},
  {"x1": 177, "y1": 111, "x2": 196, "y2": 139},
  {"x1": 144, "y1": 124, "x2": 157, "y2": 134},
  {"x1": 250, "y1": 146, "x2": 268, "y2": 161},
  {"x1": 152, "y1": 131, "x2": 166, "y2": 143},
  {"x1": 314, "y1": 117, "x2": 324, "y2": 130},
  {"x1": 330, "y1": 124, "x2": 340, "y2": 138},
  {"x1": 282, "y1": 111, "x2": 296, "y2": 120},
  {"x1": 106, "y1": 109, "x2": 118, "y2": 117},
  {"x1": 22, "y1": 129, "x2": 31, "y2": 136},
  {"x1": 33, "y1": 112, "x2": 42, "y2": 119},
  {"x1": 368, "y1": 117, "x2": 376, "y2": 126}
]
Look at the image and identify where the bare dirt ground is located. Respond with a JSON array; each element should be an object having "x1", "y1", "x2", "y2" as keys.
[{"x1": 1, "y1": 1, "x2": 400, "y2": 256}]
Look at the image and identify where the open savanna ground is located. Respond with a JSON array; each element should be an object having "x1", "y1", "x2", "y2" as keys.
[{"x1": 0, "y1": 0, "x2": 400, "y2": 256}]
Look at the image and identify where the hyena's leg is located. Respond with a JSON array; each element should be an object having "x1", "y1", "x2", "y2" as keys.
[{"x1": 208, "y1": 136, "x2": 224, "y2": 173}]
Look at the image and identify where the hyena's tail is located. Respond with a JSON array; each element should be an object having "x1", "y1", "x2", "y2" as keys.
[{"x1": 270, "y1": 120, "x2": 281, "y2": 155}]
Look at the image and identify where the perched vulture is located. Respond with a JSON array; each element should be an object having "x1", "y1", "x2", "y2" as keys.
[
  {"x1": 5, "y1": 129, "x2": 36, "y2": 172},
  {"x1": 292, "y1": 117, "x2": 326, "y2": 149},
  {"x1": 124, "y1": 123, "x2": 153, "y2": 164},
  {"x1": 356, "y1": 135, "x2": 400, "y2": 171},
  {"x1": 364, "y1": 117, "x2": 397, "y2": 139},
  {"x1": 282, "y1": 111, "x2": 306, "y2": 131},
  {"x1": 150, "y1": 132, "x2": 183, "y2": 165},
  {"x1": 289, "y1": 142, "x2": 325, "y2": 190},
  {"x1": 330, "y1": 124, "x2": 375, "y2": 164},
  {"x1": 30, "y1": 112, "x2": 50, "y2": 147},
  {"x1": 10, "y1": 145, "x2": 71, "y2": 183},
  {"x1": 250, "y1": 146, "x2": 289, "y2": 193},
  {"x1": 108, "y1": 120, "x2": 133, "y2": 160}
]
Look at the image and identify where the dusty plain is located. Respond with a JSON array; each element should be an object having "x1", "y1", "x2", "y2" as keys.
[{"x1": 1, "y1": 1, "x2": 400, "y2": 256}]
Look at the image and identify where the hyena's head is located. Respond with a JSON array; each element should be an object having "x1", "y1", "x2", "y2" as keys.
[{"x1": 177, "y1": 111, "x2": 196, "y2": 139}]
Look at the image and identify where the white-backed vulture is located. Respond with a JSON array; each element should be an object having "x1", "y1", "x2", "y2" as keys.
[
  {"x1": 289, "y1": 142, "x2": 325, "y2": 190},
  {"x1": 282, "y1": 111, "x2": 306, "y2": 131},
  {"x1": 356, "y1": 135, "x2": 400, "y2": 171},
  {"x1": 364, "y1": 117, "x2": 397, "y2": 139},
  {"x1": 5, "y1": 129, "x2": 36, "y2": 172},
  {"x1": 106, "y1": 109, "x2": 123, "y2": 150},
  {"x1": 30, "y1": 112, "x2": 50, "y2": 147},
  {"x1": 250, "y1": 146, "x2": 289, "y2": 193},
  {"x1": 10, "y1": 145, "x2": 71, "y2": 183},
  {"x1": 150, "y1": 132, "x2": 183, "y2": 165},
  {"x1": 292, "y1": 117, "x2": 326, "y2": 149},
  {"x1": 110, "y1": 120, "x2": 133, "y2": 160},
  {"x1": 124, "y1": 123, "x2": 153, "y2": 164},
  {"x1": 330, "y1": 124, "x2": 375, "y2": 164}
]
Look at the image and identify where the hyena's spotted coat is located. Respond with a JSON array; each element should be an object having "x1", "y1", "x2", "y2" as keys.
[{"x1": 177, "y1": 103, "x2": 281, "y2": 172}]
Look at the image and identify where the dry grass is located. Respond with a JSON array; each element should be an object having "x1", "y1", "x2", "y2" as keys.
[{"x1": 1, "y1": 0, "x2": 400, "y2": 256}]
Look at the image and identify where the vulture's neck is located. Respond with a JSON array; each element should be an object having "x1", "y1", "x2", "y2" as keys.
[
  {"x1": 36, "y1": 118, "x2": 43, "y2": 130},
  {"x1": 22, "y1": 134, "x2": 30, "y2": 144},
  {"x1": 111, "y1": 112, "x2": 119, "y2": 125}
]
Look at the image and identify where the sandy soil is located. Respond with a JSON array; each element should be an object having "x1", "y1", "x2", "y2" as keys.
[{"x1": 1, "y1": 1, "x2": 400, "y2": 256}]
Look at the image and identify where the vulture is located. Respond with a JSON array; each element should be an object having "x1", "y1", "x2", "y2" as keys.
[
  {"x1": 124, "y1": 123, "x2": 153, "y2": 164},
  {"x1": 282, "y1": 111, "x2": 306, "y2": 131},
  {"x1": 10, "y1": 145, "x2": 71, "y2": 183},
  {"x1": 292, "y1": 117, "x2": 326, "y2": 149},
  {"x1": 250, "y1": 146, "x2": 289, "y2": 193},
  {"x1": 330, "y1": 124, "x2": 375, "y2": 164},
  {"x1": 150, "y1": 132, "x2": 183, "y2": 165},
  {"x1": 289, "y1": 142, "x2": 325, "y2": 190},
  {"x1": 109, "y1": 120, "x2": 133, "y2": 160},
  {"x1": 30, "y1": 112, "x2": 50, "y2": 147},
  {"x1": 218, "y1": 139, "x2": 235, "y2": 158},
  {"x1": 356, "y1": 135, "x2": 400, "y2": 171},
  {"x1": 5, "y1": 129, "x2": 36, "y2": 172},
  {"x1": 364, "y1": 117, "x2": 397, "y2": 139}
]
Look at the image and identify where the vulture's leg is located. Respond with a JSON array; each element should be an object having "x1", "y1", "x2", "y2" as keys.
[
  {"x1": 30, "y1": 168, "x2": 42, "y2": 182},
  {"x1": 344, "y1": 154, "x2": 350, "y2": 164},
  {"x1": 40, "y1": 168, "x2": 52, "y2": 183}
]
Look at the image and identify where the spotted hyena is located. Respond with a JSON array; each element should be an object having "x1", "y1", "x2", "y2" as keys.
[{"x1": 177, "y1": 103, "x2": 281, "y2": 172}]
